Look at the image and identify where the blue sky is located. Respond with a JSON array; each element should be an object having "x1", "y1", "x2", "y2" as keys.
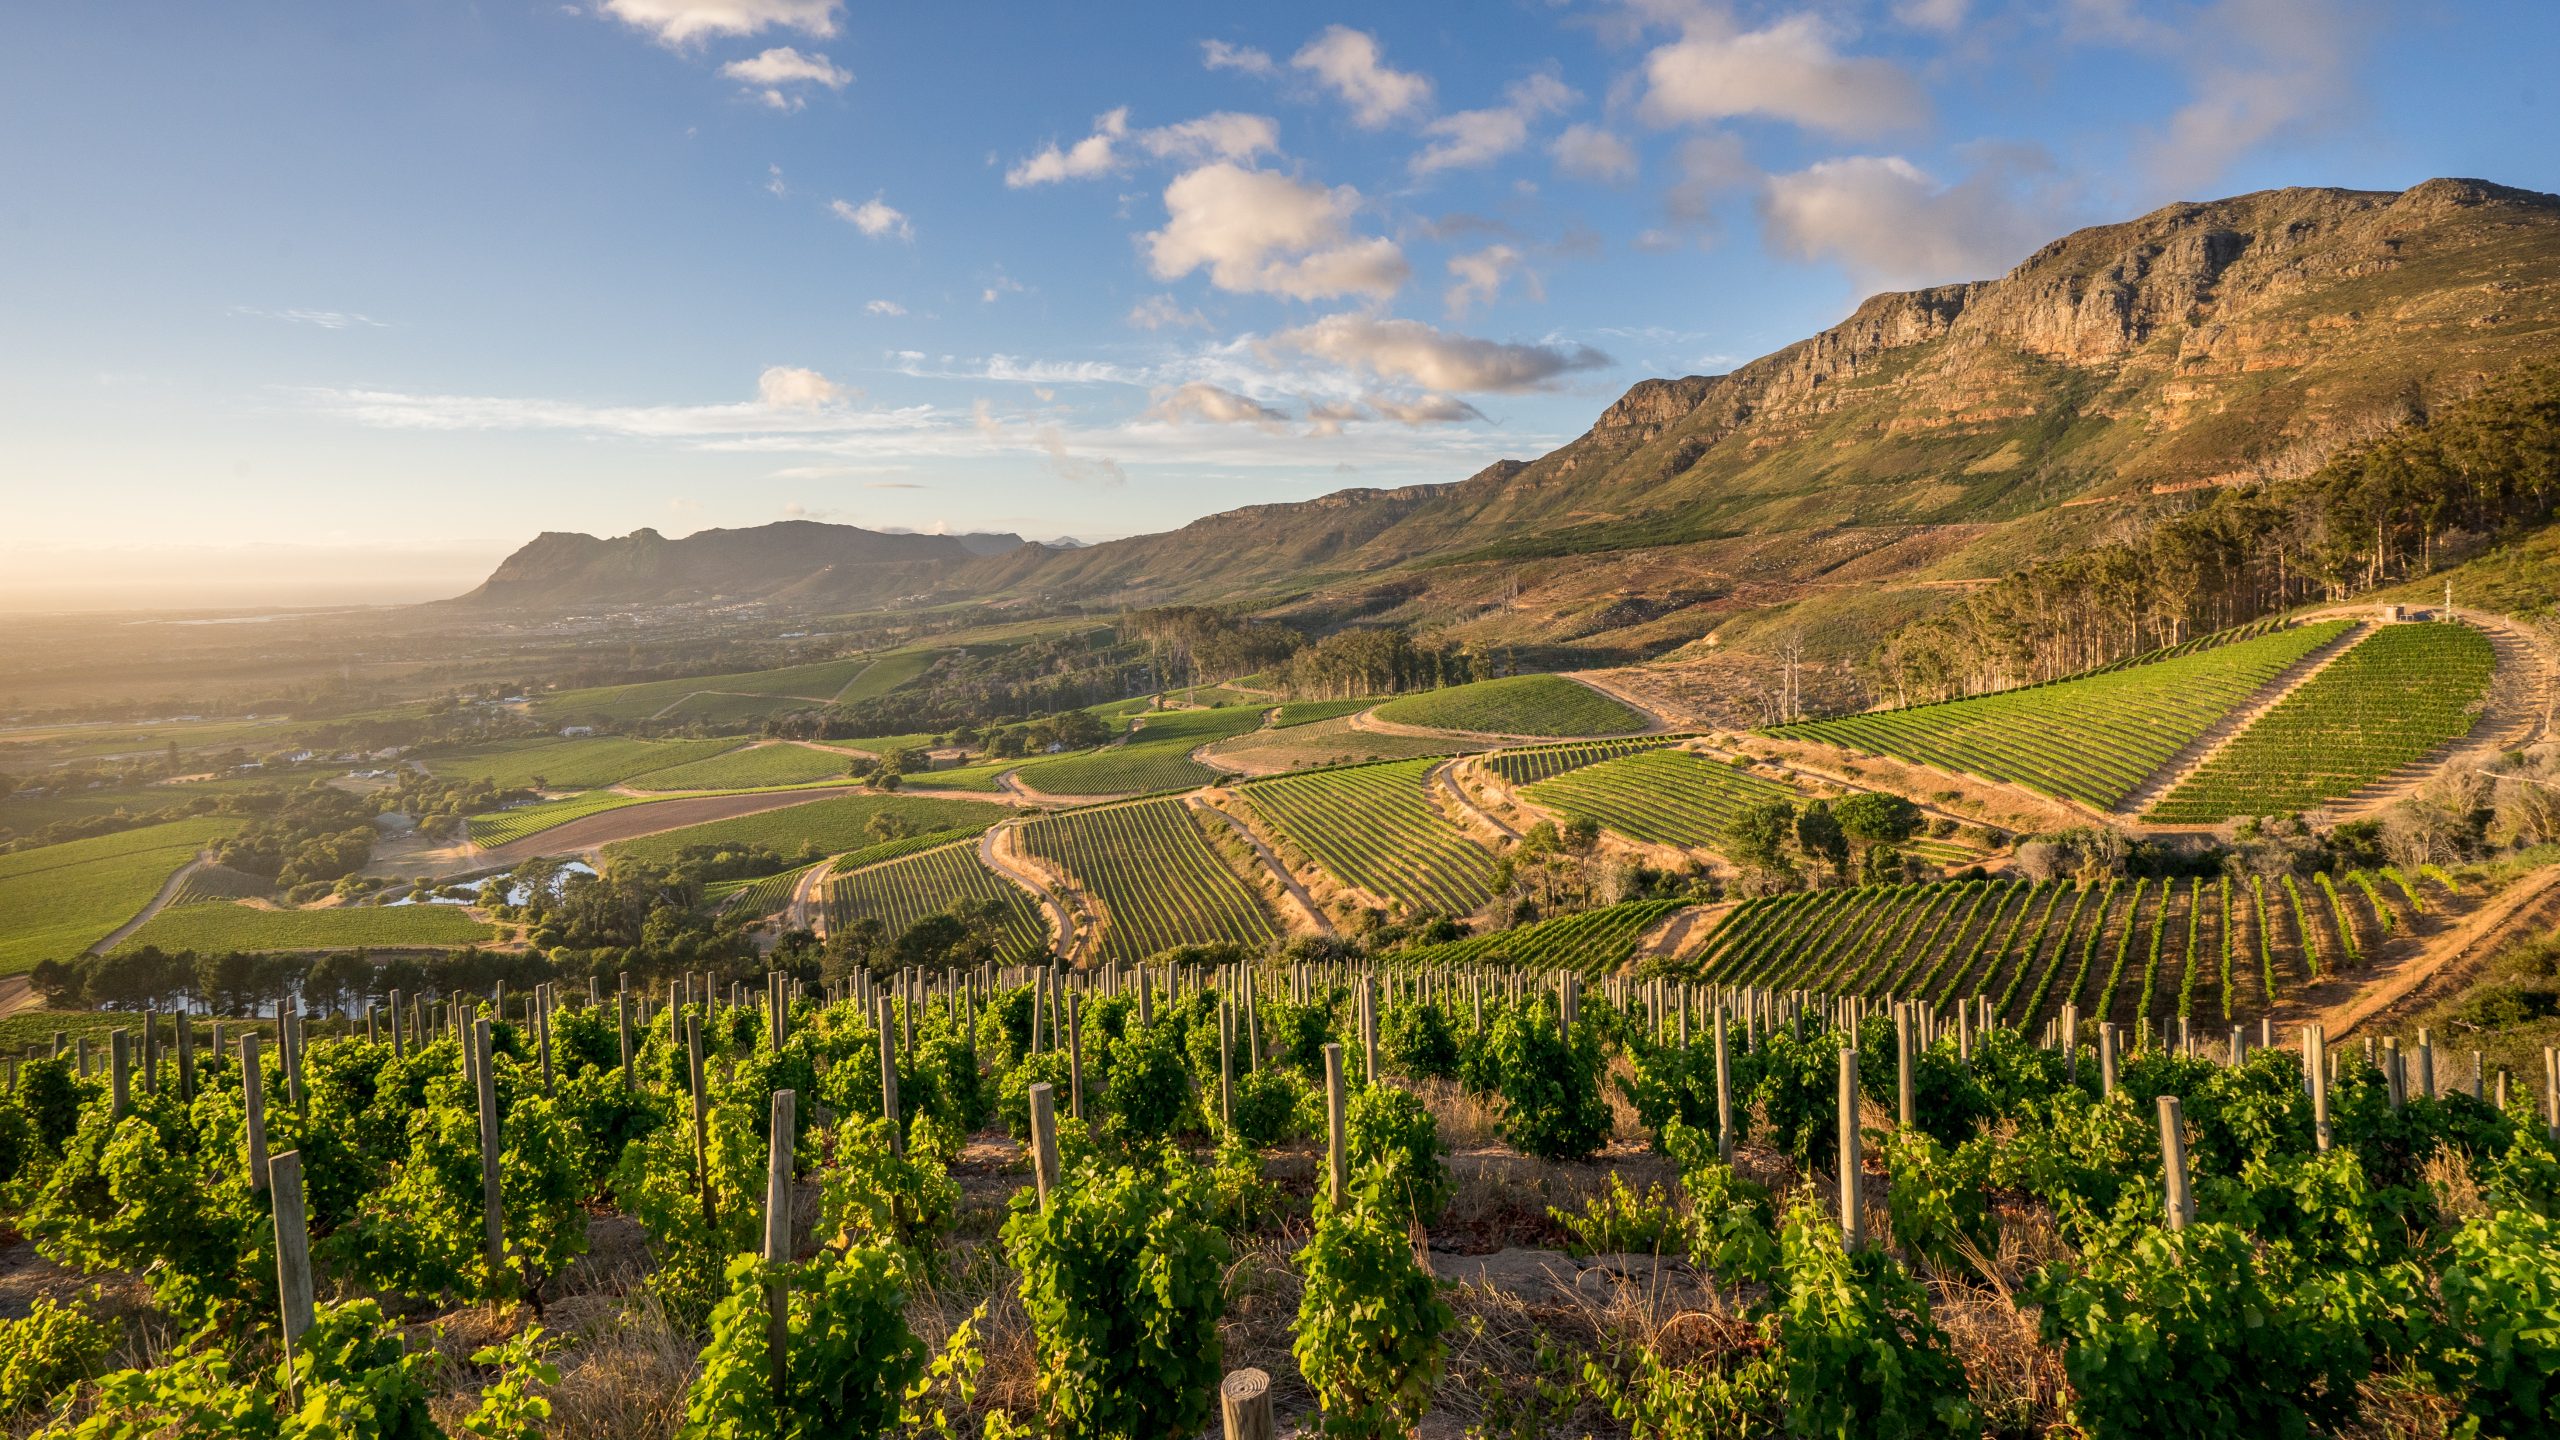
[{"x1": 3, "y1": 0, "x2": 2555, "y2": 608}]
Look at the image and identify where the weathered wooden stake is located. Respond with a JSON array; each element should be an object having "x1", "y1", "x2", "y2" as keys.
[
  {"x1": 685, "y1": 1015, "x2": 711, "y2": 1223},
  {"x1": 1066, "y1": 993, "x2": 1084, "y2": 1122},
  {"x1": 241, "y1": 1035, "x2": 269, "y2": 1192},
  {"x1": 110, "y1": 1030, "x2": 130, "y2": 1119},
  {"x1": 2159, "y1": 1095, "x2": 2193, "y2": 1230},
  {"x1": 1027, "y1": 1082, "x2": 1060, "y2": 1211},
  {"x1": 471, "y1": 1019, "x2": 506, "y2": 1295},
  {"x1": 764, "y1": 1089, "x2": 795, "y2": 1405},
  {"x1": 269, "y1": 1149, "x2": 315, "y2": 1404},
  {"x1": 1837, "y1": 1046, "x2": 1862, "y2": 1249},
  {"x1": 177, "y1": 1013, "x2": 195, "y2": 1100},
  {"x1": 1218, "y1": 1000, "x2": 1233, "y2": 1132},
  {"x1": 2309, "y1": 1025, "x2": 2331, "y2": 1152},
  {"x1": 877, "y1": 996, "x2": 901, "y2": 1158},
  {"x1": 535, "y1": 990, "x2": 555, "y2": 1094},
  {"x1": 1894, "y1": 1004, "x2": 1914, "y2": 1129},
  {"x1": 1714, "y1": 1009, "x2": 1734, "y2": 1163},
  {"x1": 1324, "y1": 1042, "x2": 1348, "y2": 1208},
  {"x1": 2099, "y1": 1022, "x2": 2118, "y2": 1098},
  {"x1": 1220, "y1": 1367, "x2": 1276, "y2": 1440}
]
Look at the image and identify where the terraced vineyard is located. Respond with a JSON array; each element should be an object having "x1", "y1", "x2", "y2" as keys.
[
  {"x1": 533, "y1": 656, "x2": 880, "y2": 723},
  {"x1": 1017, "y1": 799, "x2": 1277, "y2": 962},
  {"x1": 422, "y1": 735, "x2": 741, "y2": 791},
  {"x1": 821, "y1": 840, "x2": 1048, "y2": 960},
  {"x1": 1689, "y1": 865, "x2": 2452, "y2": 1027},
  {"x1": 602, "y1": 794, "x2": 1001, "y2": 868},
  {"x1": 167, "y1": 863, "x2": 272, "y2": 906},
  {"x1": 1242, "y1": 759, "x2": 1497, "y2": 917},
  {"x1": 1272, "y1": 698, "x2": 1377, "y2": 727},
  {"x1": 1768, "y1": 619, "x2": 2356, "y2": 809},
  {"x1": 113, "y1": 900, "x2": 495, "y2": 954},
  {"x1": 706, "y1": 863, "x2": 818, "y2": 918},
  {"x1": 1483, "y1": 737, "x2": 1670, "y2": 785},
  {"x1": 2145, "y1": 621, "x2": 2499, "y2": 822},
  {"x1": 1393, "y1": 898, "x2": 1685, "y2": 974},
  {"x1": 1014, "y1": 704, "x2": 1268, "y2": 796},
  {"x1": 466, "y1": 790, "x2": 656, "y2": 847},
  {"x1": 1372, "y1": 674, "x2": 1646, "y2": 737},
  {"x1": 1200, "y1": 716, "x2": 1464, "y2": 773},
  {"x1": 1522, "y1": 748, "x2": 1801, "y2": 850},
  {"x1": 624, "y1": 742, "x2": 860, "y2": 792}
]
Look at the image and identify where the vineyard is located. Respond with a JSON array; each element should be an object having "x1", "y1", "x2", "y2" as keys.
[
  {"x1": 1013, "y1": 704, "x2": 1268, "y2": 797},
  {"x1": 2146, "y1": 620, "x2": 2499, "y2": 822},
  {"x1": 1016, "y1": 798, "x2": 1276, "y2": 962},
  {"x1": 1482, "y1": 736, "x2": 1671, "y2": 785},
  {"x1": 1271, "y1": 697, "x2": 1375, "y2": 727},
  {"x1": 834, "y1": 647, "x2": 946, "y2": 703},
  {"x1": 1688, "y1": 864, "x2": 2457, "y2": 1028},
  {"x1": 421, "y1": 735, "x2": 740, "y2": 791},
  {"x1": 600, "y1": 792, "x2": 1002, "y2": 869},
  {"x1": 702, "y1": 862, "x2": 817, "y2": 917},
  {"x1": 466, "y1": 790, "x2": 658, "y2": 847},
  {"x1": 820, "y1": 839, "x2": 1048, "y2": 960},
  {"x1": 165, "y1": 864, "x2": 275, "y2": 905},
  {"x1": 1243, "y1": 759, "x2": 1498, "y2": 917},
  {"x1": 1522, "y1": 746, "x2": 1802, "y2": 851},
  {"x1": 1371, "y1": 674, "x2": 1648, "y2": 737},
  {"x1": 1769, "y1": 619, "x2": 2356, "y2": 808},
  {"x1": 0, "y1": 817, "x2": 242, "y2": 972},
  {"x1": 622, "y1": 742, "x2": 861, "y2": 792},
  {"x1": 1394, "y1": 896, "x2": 1686, "y2": 973},
  {"x1": 531, "y1": 654, "x2": 880, "y2": 722},
  {"x1": 0, "y1": 951, "x2": 2548, "y2": 1440},
  {"x1": 112, "y1": 899, "x2": 498, "y2": 954}
]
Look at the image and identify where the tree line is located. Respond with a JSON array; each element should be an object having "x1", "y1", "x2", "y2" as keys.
[{"x1": 1870, "y1": 363, "x2": 2560, "y2": 703}]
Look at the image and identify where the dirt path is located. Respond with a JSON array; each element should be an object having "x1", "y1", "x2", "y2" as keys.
[
  {"x1": 2113, "y1": 620, "x2": 2372, "y2": 817},
  {"x1": 785, "y1": 856, "x2": 836, "y2": 937},
  {"x1": 1431, "y1": 758, "x2": 1523, "y2": 842},
  {"x1": 1189, "y1": 795, "x2": 1335, "y2": 936},
  {"x1": 1559, "y1": 671, "x2": 1678, "y2": 735},
  {"x1": 978, "y1": 824, "x2": 1077, "y2": 961},
  {"x1": 89, "y1": 853, "x2": 210, "y2": 955},
  {"x1": 0, "y1": 977, "x2": 38, "y2": 1020},
  {"x1": 1637, "y1": 903, "x2": 1729, "y2": 961},
  {"x1": 2304, "y1": 863, "x2": 2560, "y2": 1038}
]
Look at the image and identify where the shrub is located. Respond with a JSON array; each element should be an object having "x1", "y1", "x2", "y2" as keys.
[
  {"x1": 1346, "y1": 1086, "x2": 1450, "y2": 1224},
  {"x1": 1226, "y1": 1067, "x2": 1305, "y2": 1149},
  {"x1": 1770, "y1": 1200, "x2": 1976, "y2": 1439},
  {"x1": 676, "y1": 1248, "x2": 926, "y2": 1440},
  {"x1": 1475, "y1": 996, "x2": 1610, "y2": 1162},
  {"x1": 2432, "y1": 1206, "x2": 2560, "y2": 1440},
  {"x1": 0, "y1": 1291, "x2": 116, "y2": 1417},
  {"x1": 1293, "y1": 1190, "x2": 1454, "y2": 1439}
]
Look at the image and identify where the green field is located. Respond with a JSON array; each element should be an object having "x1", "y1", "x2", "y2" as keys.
[
  {"x1": 602, "y1": 793, "x2": 1005, "y2": 868},
  {"x1": 1523, "y1": 749, "x2": 1802, "y2": 851},
  {"x1": 904, "y1": 758, "x2": 1015, "y2": 791},
  {"x1": 113, "y1": 901, "x2": 495, "y2": 954},
  {"x1": 1200, "y1": 716, "x2": 1466, "y2": 774},
  {"x1": 836, "y1": 649, "x2": 946, "y2": 703},
  {"x1": 706, "y1": 864, "x2": 817, "y2": 918},
  {"x1": 1243, "y1": 759, "x2": 1496, "y2": 918},
  {"x1": 532, "y1": 656, "x2": 878, "y2": 723},
  {"x1": 1371, "y1": 675, "x2": 1647, "y2": 737},
  {"x1": 420, "y1": 735, "x2": 741, "y2": 791},
  {"x1": 466, "y1": 790, "x2": 659, "y2": 847},
  {"x1": 1013, "y1": 705, "x2": 1269, "y2": 796},
  {"x1": 1018, "y1": 798, "x2": 1277, "y2": 963},
  {"x1": 1395, "y1": 898, "x2": 1685, "y2": 975},
  {"x1": 2146, "y1": 622, "x2": 2499, "y2": 822},
  {"x1": 0, "y1": 818, "x2": 242, "y2": 973},
  {"x1": 822, "y1": 841, "x2": 1048, "y2": 961},
  {"x1": 168, "y1": 864, "x2": 272, "y2": 905},
  {"x1": 1272, "y1": 698, "x2": 1376, "y2": 727},
  {"x1": 624, "y1": 742, "x2": 860, "y2": 792},
  {"x1": 1769, "y1": 620, "x2": 2355, "y2": 809}
]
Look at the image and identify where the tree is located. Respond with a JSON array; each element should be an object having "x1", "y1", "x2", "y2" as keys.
[
  {"x1": 1795, "y1": 802, "x2": 1848, "y2": 876},
  {"x1": 1723, "y1": 801, "x2": 1796, "y2": 873},
  {"x1": 1833, "y1": 792, "x2": 1921, "y2": 847}
]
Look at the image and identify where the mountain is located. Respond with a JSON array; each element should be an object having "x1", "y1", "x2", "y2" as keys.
[
  {"x1": 451, "y1": 521, "x2": 1028, "y2": 610},
  {"x1": 455, "y1": 179, "x2": 2560, "y2": 657}
]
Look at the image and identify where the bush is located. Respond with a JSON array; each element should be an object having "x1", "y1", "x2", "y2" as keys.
[
  {"x1": 676, "y1": 1248, "x2": 926, "y2": 1440},
  {"x1": 1346, "y1": 1085, "x2": 1450, "y2": 1224},
  {"x1": 1381, "y1": 1002, "x2": 1459, "y2": 1081},
  {"x1": 0, "y1": 1291, "x2": 116, "y2": 1417},
  {"x1": 817, "y1": 1116, "x2": 959, "y2": 1264},
  {"x1": 2432, "y1": 1206, "x2": 2560, "y2": 1440},
  {"x1": 1475, "y1": 996, "x2": 1610, "y2": 1162},
  {"x1": 1293, "y1": 1190, "x2": 1454, "y2": 1438},
  {"x1": 1002, "y1": 1155, "x2": 1229, "y2": 1437},
  {"x1": 1226, "y1": 1067, "x2": 1306, "y2": 1149},
  {"x1": 1102, "y1": 1022, "x2": 1195, "y2": 1141},
  {"x1": 1770, "y1": 1200, "x2": 1976, "y2": 1439}
]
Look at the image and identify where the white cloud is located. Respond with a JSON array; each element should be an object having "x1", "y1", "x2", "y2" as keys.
[
  {"x1": 1412, "y1": 73, "x2": 1575, "y2": 176},
  {"x1": 2144, "y1": 0, "x2": 2378, "y2": 192},
  {"x1": 1127, "y1": 295, "x2": 1210, "y2": 330},
  {"x1": 1549, "y1": 123, "x2": 1638, "y2": 183},
  {"x1": 765, "y1": 164, "x2": 789, "y2": 196},
  {"x1": 1144, "y1": 381, "x2": 1288, "y2": 429},
  {"x1": 1145, "y1": 162, "x2": 1408, "y2": 301},
  {"x1": 1136, "y1": 112, "x2": 1280, "y2": 164},
  {"x1": 1006, "y1": 107, "x2": 1130, "y2": 187},
  {"x1": 1291, "y1": 25, "x2": 1432, "y2": 128},
  {"x1": 1444, "y1": 244, "x2": 1535, "y2": 318},
  {"x1": 719, "y1": 46, "x2": 850, "y2": 108},
  {"x1": 1201, "y1": 39, "x2": 1276, "y2": 76},
  {"x1": 1267, "y1": 313, "x2": 1609, "y2": 393},
  {"x1": 231, "y1": 306, "x2": 386, "y2": 330},
  {"x1": 865, "y1": 299, "x2": 907, "y2": 316},
  {"x1": 1007, "y1": 109, "x2": 1277, "y2": 188},
  {"x1": 1363, "y1": 392, "x2": 1485, "y2": 426},
  {"x1": 1893, "y1": 0, "x2": 1970, "y2": 31},
  {"x1": 756, "y1": 365, "x2": 849, "y2": 408},
  {"x1": 831, "y1": 193, "x2": 911, "y2": 240},
  {"x1": 1758, "y1": 151, "x2": 2069, "y2": 288},
  {"x1": 597, "y1": 0, "x2": 839, "y2": 47},
  {"x1": 1639, "y1": 13, "x2": 1928, "y2": 138}
]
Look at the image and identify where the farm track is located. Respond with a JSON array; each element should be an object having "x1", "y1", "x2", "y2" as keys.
[
  {"x1": 977, "y1": 823, "x2": 1077, "y2": 961},
  {"x1": 87, "y1": 853, "x2": 211, "y2": 956},
  {"x1": 1189, "y1": 796, "x2": 1334, "y2": 935},
  {"x1": 1430, "y1": 758, "x2": 1521, "y2": 842},
  {"x1": 1558, "y1": 670, "x2": 1677, "y2": 734},
  {"x1": 2305, "y1": 862, "x2": 2560, "y2": 1039},
  {"x1": 784, "y1": 855, "x2": 835, "y2": 937},
  {"x1": 2114, "y1": 620, "x2": 2372, "y2": 819},
  {"x1": 465, "y1": 786, "x2": 871, "y2": 869},
  {"x1": 0, "y1": 976, "x2": 33, "y2": 1020}
]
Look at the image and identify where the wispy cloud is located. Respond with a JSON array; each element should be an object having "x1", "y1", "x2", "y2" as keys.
[{"x1": 231, "y1": 306, "x2": 387, "y2": 330}]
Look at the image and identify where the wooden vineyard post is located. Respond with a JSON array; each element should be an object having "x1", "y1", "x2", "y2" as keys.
[
  {"x1": 1027, "y1": 1082, "x2": 1060, "y2": 1211},
  {"x1": 877, "y1": 996, "x2": 901, "y2": 1158},
  {"x1": 2231, "y1": 1025, "x2": 2246, "y2": 1067},
  {"x1": 2384, "y1": 1038, "x2": 2405, "y2": 1109},
  {"x1": 1361, "y1": 972, "x2": 1378, "y2": 1086},
  {"x1": 764, "y1": 1089, "x2": 796, "y2": 1406},
  {"x1": 110, "y1": 1030, "x2": 130, "y2": 1119},
  {"x1": 269, "y1": 1149, "x2": 316, "y2": 1405},
  {"x1": 2309, "y1": 1025, "x2": 2332, "y2": 1152},
  {"x1": 471, "y1": 1019, "x2": 506, "y2": 1297},
  {"x1": 142, "y1": 1014, "x2": 159, "y2": 1095},
  {"x1": 686, "y1": 1016, "x2": 712, "y2": 1224},
  {"x1": 1714, "y1": 1009, "x2": 1734, "y2": 1163},
  {"x1": 1895, "y1": 1004, "x2": 1914, "y2": 1129},
  {"x1": 1218, "y1": 1000, "x2": 1234, "y2": 1132},
  {"x1": 1067, "y1": 994, "x2": 1084, "y2": 1122},
  {"x1": 1221, "y1": 1367, "x2": 1276, "y2": 1440},
  {"x1": 618, "y1": 982, "x2": 635, "y2": 1088},
  {"x1": 2061, "y1": 1004, "x2": 2078, "y2": 1083},
  {"x1": 536, "y1": 989, "x2": 555, "y2": 1095},
  {"x1": 2418, "y1": 1028, "x2": 2436, "y2": 1100},
  {"x1": 177, "y1": 1012, "x2": 195, "y2": 1101},
  {"x1": 1029, "y1": 973, "x2": 1047, "y2": 1055},
  {"x1": 2099, "y1": 1023, "x2": 2118, "y2": 1098},
  {"x1": 2159, "y1": 1095, "x2": 2193, "y2": 1230},
  {"x1": 242, "y1": 1035, "x2": 269, "y2": 1193},
  {"x1": 1324, "y1": 1042, "x2": 1348, "y2": 1208},
  {"x1": 1837, "y1": 1046, "x2": 1862, "y2": 1249},
  {"x1": 2545, "y1": 1046, "x2": 2558, "y2": 1145}
]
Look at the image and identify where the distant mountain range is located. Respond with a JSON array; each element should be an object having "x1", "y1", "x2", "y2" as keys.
[{"x1": 454, "y1": 178, "x2": 2560, "y2": 658}]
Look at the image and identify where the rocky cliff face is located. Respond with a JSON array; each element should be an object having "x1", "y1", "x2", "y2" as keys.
[{"x1": 456, "y1": 520, "x2": 1025, "y2": 610}]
